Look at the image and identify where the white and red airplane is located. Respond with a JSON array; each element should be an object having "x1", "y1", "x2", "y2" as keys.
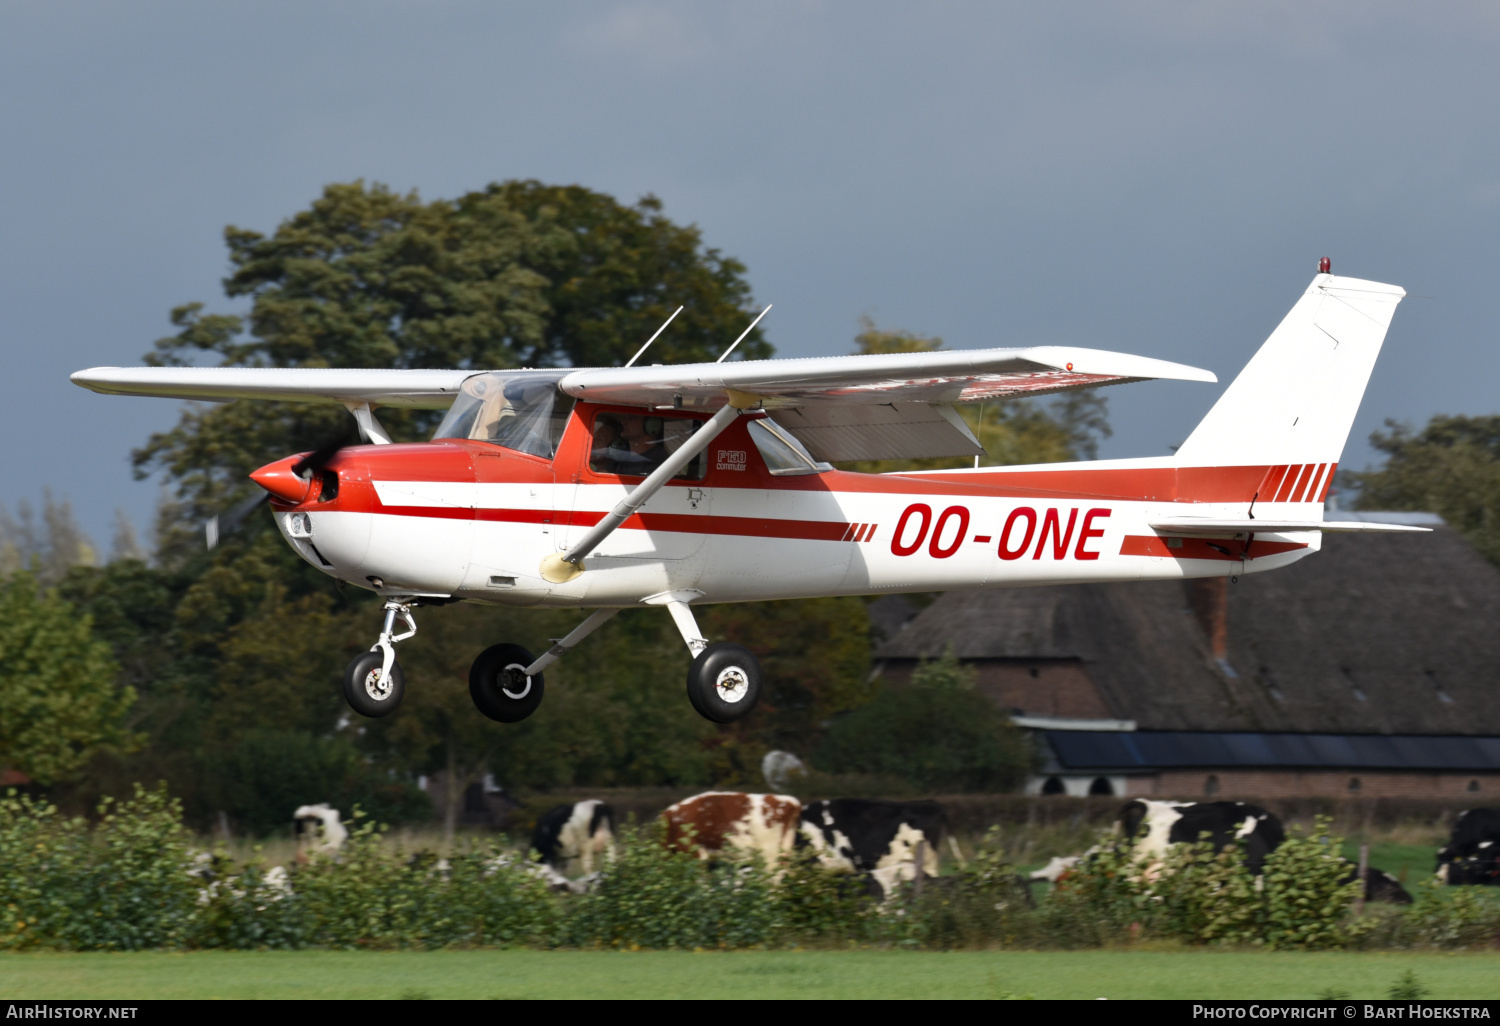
[{"x1": 74, "y1": 263, "x2": 1422, "y2": 724}]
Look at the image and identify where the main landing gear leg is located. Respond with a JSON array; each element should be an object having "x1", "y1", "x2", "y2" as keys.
[
  {"x1": 647, "y1": 592, "x2": 763, "y2": 723},
  {"x1": 343, "y1": 599, "x2": 416, "y2": 718},
  {"x1": 468, "y1": 608, "x2": 621, "y2": 723}
]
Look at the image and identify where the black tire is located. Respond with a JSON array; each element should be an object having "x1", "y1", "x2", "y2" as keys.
[
  {"x1": 470, "y1": 644, "x2": 546, "y2": 723},
  {"x1": 342, "y1": 650, "x2": 406, "y2": 718},
  {"x1": 686, "y1": 642, "x2": 762, "y2": 723}
]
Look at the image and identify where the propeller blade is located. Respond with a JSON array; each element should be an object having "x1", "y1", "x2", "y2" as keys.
[
  {"x1": 293, "y1": 429, "x2": 356, "y2": 478},
  {"x1": 208, "y1": 426, "x2": 354, "y2": 549},
  {"x1": 205, "y1": 491, "x2": 270, "y2": 550}
]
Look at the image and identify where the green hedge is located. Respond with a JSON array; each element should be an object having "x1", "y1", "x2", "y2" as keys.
[{"x1": 5, "y1": 790, "x2": 1498, "y2": 952}]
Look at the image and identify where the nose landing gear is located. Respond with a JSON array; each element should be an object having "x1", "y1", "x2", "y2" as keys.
[{"x1": 342, "y1": 599, "x2": 416, "y2": 718}]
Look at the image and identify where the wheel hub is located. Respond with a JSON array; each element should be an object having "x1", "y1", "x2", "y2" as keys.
[
  {"x1": 363, "y1": 668, "x2": 393, "y2": 701},
  {"x1": 715, "y1": 665, "x2": 749, "y2": 703},
  {"x1": 502, "y1": 663, "x2": 532, "y2": 700}
]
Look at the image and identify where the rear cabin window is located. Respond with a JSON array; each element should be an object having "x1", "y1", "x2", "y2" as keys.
[{"x1": 589, "y1": 413, "x2": 707, "y2": 480}]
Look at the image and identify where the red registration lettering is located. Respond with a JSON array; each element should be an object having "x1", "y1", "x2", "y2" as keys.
[
  {"x1": 998, "y1": 507, "x2": 1037, "y2": 560},
  {"x1": 928, "y1": 505, "x2": 970, "y2": 559},
  {"x1": 1074, "y1": 507, "x2": 1112, "y2": 560},
  {"x1": 891, "y1": 503, "x2": 932, "y2": 556},
  {"x1": 1033, "y1": 507, "x2": 1079, "y2": 560}
]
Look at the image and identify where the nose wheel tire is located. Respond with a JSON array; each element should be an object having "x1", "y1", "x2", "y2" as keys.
[
  {"x1": 686, "y1": 642, "x2": 762, "y2": 723},
  {"x1": 470, "y1": 643, "x2": 546, "y2": 723},
  {"x1": 342, "y1": 651, "x2": 406, "y2": 718}
]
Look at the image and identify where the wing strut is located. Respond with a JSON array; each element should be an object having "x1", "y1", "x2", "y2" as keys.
[{"x1": 538, "y1": 396, "x2": 752, "y2": 583}]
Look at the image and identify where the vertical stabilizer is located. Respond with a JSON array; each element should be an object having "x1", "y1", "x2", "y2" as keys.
[{"x1": 1174, "y1": 273, "x2": 1405, "y2": 468}]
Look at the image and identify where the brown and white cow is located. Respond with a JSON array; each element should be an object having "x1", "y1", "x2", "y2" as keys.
[{"x1": 661, "y1": 791, "x2": 802, "y2": 871}]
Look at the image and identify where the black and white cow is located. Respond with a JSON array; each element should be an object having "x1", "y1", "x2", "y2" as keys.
[
  {"x1": 1118, "y1": 799, "x2": 1285, "y2": 876},
  {"x1": 797, "y1": 799, "x2": 948, "y2": 897},
  {"x1": 1437, "y1": 807, "x2": 1500, "y2": 886},
  {"x1": 293, "y1": 803, "x2": 348, "y2": 860},
  {"x1": 531, "y1": 800, "x2": 615, "y2": 875},
  {"x1": 1114, "y1": 800, "x2": 1410, "y2": 902}
]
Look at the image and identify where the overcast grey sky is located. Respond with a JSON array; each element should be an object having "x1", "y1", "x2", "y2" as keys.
[{"x1": 3, "y1": 2, "x2": 1498, "y2": 548}]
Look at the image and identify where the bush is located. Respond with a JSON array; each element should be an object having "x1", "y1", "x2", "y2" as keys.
[
  {"x1": 293, "y1": 814, "x2": 560, "y2": 949},
  {"x1": 817, "y1": 650, "x2": 1032, "y2": 792},
  {"x1": 564, "y1": 824, "x2": 781, "y2": 950},
  {"x1": 0, "y1": 785, "x2": 197, "y2": 951},
  {"x1": 1051, "y1": 816, "x2": 1362, "y2": 950},
  {"x1": 9, "y1": 787, "x2": 1500, "y2": 953}
]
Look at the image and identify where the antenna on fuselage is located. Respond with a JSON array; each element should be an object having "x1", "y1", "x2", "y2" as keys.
[
  {"x1": 624, "y1": 306, "x2": 684, "y2": 368},
  {"x1": 715, "y1": 304, "x2": 772, "y2": 363}
]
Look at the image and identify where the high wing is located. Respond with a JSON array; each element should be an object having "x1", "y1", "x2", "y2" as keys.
[
  {"x1": 73, "y1": 344, "x2": 1215, "y2": 461},
  {"x1": 69, "y1": 366, "x2": 474, "y2": 408}
]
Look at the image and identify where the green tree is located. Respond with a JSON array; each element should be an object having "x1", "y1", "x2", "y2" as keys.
[
  {"x1": 0, "y1": 573, "x2": 139, "y2": 783},
  {"x1": 842, "y1": 317, "x2": 1110, "y2": 474},
  {"x1": 480, "y1": 181, "x2": 772, "y2": 369},
  {"x1": 1349, "y1": 415, "x2": 1500, "y2": 565},
  {"x1": 815, "y1": 648, "x2": 1032, "y2": 792}
]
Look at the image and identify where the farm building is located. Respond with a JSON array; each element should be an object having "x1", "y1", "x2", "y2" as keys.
[{"x1": 873, "y1": 514, "x2": 1500, "y2": 800}]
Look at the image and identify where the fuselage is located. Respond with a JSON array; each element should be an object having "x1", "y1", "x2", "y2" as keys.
[{"x1": 264, "y1": 401, "x2": 1327, "y2": 607}]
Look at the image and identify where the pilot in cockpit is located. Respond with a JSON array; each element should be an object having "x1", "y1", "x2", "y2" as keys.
[{"x1": 591, "y1": 414, "x2": 667, "y2": 475}]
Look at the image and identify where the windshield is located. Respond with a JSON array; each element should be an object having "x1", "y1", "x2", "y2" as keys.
[{"x1": 432, "y1": 371, "x2": 575, "y2": 459}]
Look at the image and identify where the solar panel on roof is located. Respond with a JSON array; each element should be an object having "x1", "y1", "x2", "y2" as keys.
[{"x1": 1044, "y1": 730, "x2": 1500, "y2": 771}]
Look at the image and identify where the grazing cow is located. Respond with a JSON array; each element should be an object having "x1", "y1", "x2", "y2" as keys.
[
  {"x1": 1348, "y1": 866, "x2": 1413, "y2": 904},
  {"x1": 532, "y1": 800, "x2": 615, "y2": 875},
  {"x1": 1118, "y1": 799, "x2": 1285, "y2": 876},
  {"x1": 293, "y1": 803, "x2": 347, "y2": 860},
  {"x1": 1437, "y1": 808, "x2": 1500, "y2": 886},
  {"x1": 797, "y1": 799, "x2": 948, "y2": 897},
  {"x1": 662, "y1": 792, "x2": 802, "y2": 871}
]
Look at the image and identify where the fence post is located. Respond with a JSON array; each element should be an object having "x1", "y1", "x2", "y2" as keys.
[
  {"x1": 912, "y1": 839, "x2": 927, "y2": 900},
  {"x1": 1354, "y1": 842, "x2": 1369, "y2": 916}
]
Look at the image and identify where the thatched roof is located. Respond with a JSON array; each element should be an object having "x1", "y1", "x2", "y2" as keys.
[{"x1": 875, "y1": 526, "x2": 1500, "y2": 736}]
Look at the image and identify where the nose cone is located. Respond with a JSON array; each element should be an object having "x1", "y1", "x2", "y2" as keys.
[{"x1": 250, "y1": 455, "x2": 313, "y2": 504}]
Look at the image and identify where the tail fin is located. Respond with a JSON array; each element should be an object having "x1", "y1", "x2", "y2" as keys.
[{"x1": 1175, "y1": 272, "x2": 1405, "y2": 468}]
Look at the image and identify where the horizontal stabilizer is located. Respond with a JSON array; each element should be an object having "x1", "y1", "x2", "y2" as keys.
[{"x1": 1148, "y1": 518, "x2": 1431, "y2": 535}]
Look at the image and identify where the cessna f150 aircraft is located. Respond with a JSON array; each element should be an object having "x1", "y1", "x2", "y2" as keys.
[{"x1": 74, "y1": 264, "x2": 1422, "y2": 725}]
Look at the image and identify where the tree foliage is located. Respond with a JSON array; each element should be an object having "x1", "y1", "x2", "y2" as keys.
[
  {"x1": 1350, "y1": 415, "x2": 1500, "y2": 565},
  {"x1": 0, "y1": 573, "x2": 139, "y2": 783},
  {"x1": 816, "y1": 649, "x2": 1032, "y2": 792}
]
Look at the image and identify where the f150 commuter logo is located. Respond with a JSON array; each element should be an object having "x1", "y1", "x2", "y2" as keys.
[
  {"x1": 716, "y1": 450, "x2": 747, "y2": 471},
  {"x1": 891, "y1": 503, "x2": 1111, "y2": 560}
]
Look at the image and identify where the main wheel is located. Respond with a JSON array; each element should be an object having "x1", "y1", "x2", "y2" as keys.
[
  {"x1": 470, "y1": 643, "x2": 546, "y2": 723},
  {"x1": 686, "y1": 642, "x2": 762, "y2": 723},
  {"x1": 343, "y1": 651, "x2": 406, "y2": 718}
]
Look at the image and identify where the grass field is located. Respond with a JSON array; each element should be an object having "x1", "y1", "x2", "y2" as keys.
[{"x1": 3, "y1": 950, "x2": 1498, "y2": 1000}]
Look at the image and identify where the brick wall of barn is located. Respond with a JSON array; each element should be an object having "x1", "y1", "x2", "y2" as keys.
[{"x1": 1126, "y1": 770, "x2": 1500, "y2": 800}]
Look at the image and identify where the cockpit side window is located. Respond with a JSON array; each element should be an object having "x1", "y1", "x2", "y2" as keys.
[
  {"x1": 432, "y1": 372, "x2": 575, "y2": 459},
  {"x1": 589, "y1": 412, "x2": 707, "y2": 480}
]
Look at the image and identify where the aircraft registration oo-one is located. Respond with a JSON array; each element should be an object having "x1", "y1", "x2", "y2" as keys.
[{"x1": 74, "y1": 262, "x2": 1424, "y2": 725}]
